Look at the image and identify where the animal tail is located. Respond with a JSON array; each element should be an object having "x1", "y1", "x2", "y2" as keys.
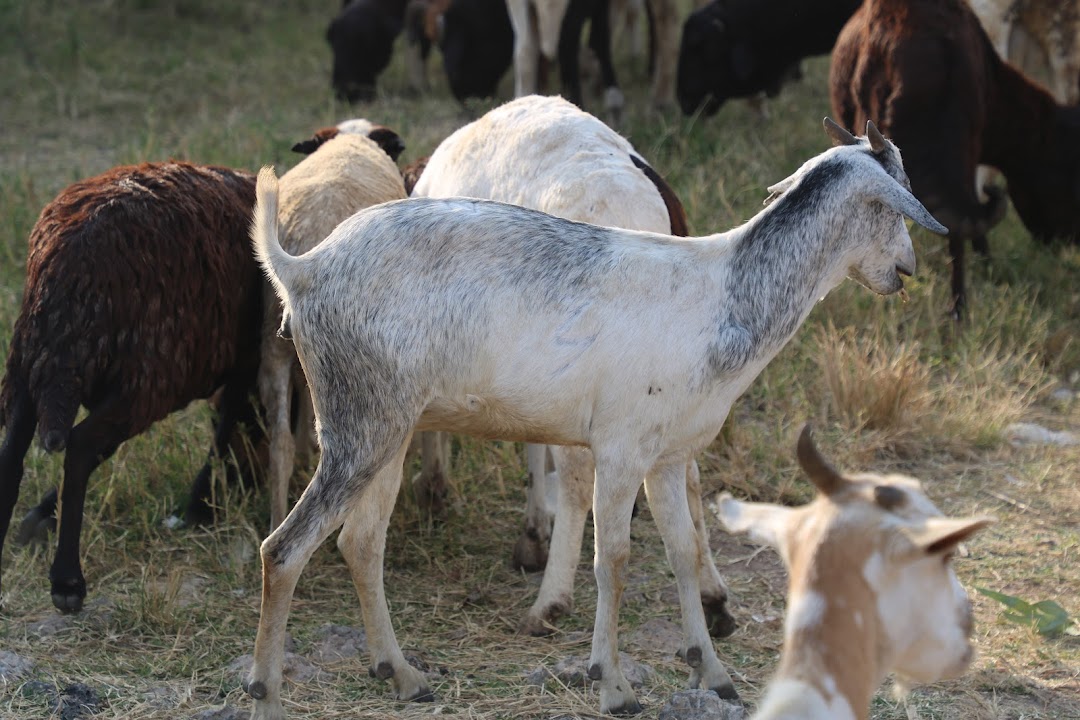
[
  {"x1": 1, "y1": 360, "x2": 76, "y2": 454},
  {"x1": 251, "y1": 166, "x2": 306, "y2": 306}
]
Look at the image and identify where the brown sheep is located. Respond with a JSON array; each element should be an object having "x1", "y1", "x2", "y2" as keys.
[
  {"x1": 831, "y1": 0, "x2": 1080, "y2": 315},
  {"x1": 0, "y1": 162, "x2": 264, "y2": 612}
]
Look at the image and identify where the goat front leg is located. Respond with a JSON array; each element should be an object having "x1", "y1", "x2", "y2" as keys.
[
  {"x1": 646, "y1": 0, "x2": 678, "y2": 108},
  {"x1": 644, "y1": 460, "x2": 738, "y2": 700},
  {"x1": 338, "y1": 436, "x2": 433, "y2": 701},
  {"x1": 520, "y1": 445, "x2": 592, "y2": 635},
  {"x1": 512, "y1": 443, "x2": 556, "y2": 572},
  {"x1": 685, "y1": 460, "x2": 736, "y2": 638},
  {"x1": 589, "y1": 452, "x2": 647, "y2": 715}
]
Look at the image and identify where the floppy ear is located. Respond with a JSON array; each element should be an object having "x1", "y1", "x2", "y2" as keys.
[
  {"x1": 367, "y1": 126, "x2": 406, "y2": 162},
  {"x1": 291, "y1": 127, "x2": 339, "y2": 155},
  {"x1": 902, "y1": 516, "x2": 996, "y2": 556},
  {"x1": 712, "y1": 493, "x2": 795, "y2": 551},
  {"x1": 869, "y1": 173, "x2": 949, "y2": 235}
]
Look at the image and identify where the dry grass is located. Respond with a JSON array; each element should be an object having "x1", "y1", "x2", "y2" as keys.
[{"x1": 1, "y1": 1, "x2": 1079, "y2": 718}]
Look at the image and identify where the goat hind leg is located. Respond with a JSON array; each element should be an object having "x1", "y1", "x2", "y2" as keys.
[
  {"x1": 512, "y1": 443, "x2": 555, "y2": 572},
  {"x1": 685, "y1": 459, "x2": 736, "y2": 638},
  {"x1": 644, "y1": 460, "x2": 737, "y2": 699},
  {"x1": 338, "y1": 436, "x2": 432, "y2": 701},
  {"x1": 520, "y1": 445, "x2": 592, "y2": 635},
  {"x1": 246, "y1": 448, "x2": 368, "y2": 720}
]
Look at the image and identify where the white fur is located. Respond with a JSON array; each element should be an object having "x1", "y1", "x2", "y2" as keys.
[
  {"x1": 715, "y1": 438, "x2": 992, "y2": 720},
  {"x1": 412, "y1": 94, "x2": 727, "y2": 636},
  {"x1": 245, "y1": 125, "x2": 936, "y2": 718},
  {"x1": 257, "y1": 129, "x2": 407, "y2": 530}
]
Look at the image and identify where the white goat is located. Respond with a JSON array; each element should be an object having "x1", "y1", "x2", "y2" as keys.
[
  {"x1": 411, "y1": 94, "x2": 736, "y2": 639},
  {"x1": 258, "y1": 120, "x2": 408, "y2": 531},
  {"x1": 243, "y1": 118, "x2": 944, "y2": 718},
  {"x1": 714, "y1": 426, "x2": 993, "y2": 720}
]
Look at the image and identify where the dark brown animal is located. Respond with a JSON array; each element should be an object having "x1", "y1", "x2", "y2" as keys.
[
  {"x1": 0, "y1": 162, "x2": 264, "y2": 612},
  {"x1": 830, "y1": 0, "x2": 1080, "y2": 314}
]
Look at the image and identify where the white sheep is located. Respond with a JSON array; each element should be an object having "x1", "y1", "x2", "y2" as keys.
[
  {"x1": 714, "y1": 426, "x2": 993, "y2": 719},
  {"x1": 967, "y1": 0, "x2": 1080, "y2": 204},
  {"x1": 258, "y1": 119, "x2": 408, "y2": 531},
  {"x1": 411, "y1": 94, "x2": 735, "y2": 640},
  {"x1": 243, "y1": 118, "x2": 945, "y2": 718}
]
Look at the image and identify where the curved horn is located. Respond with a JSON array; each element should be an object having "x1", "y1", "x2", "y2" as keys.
[
  {"x1": 866, "y1": 120, "x2": 888, "y2": 154},
  {"x1": 796, "y1": 424, "x2": 846, "y2": 496},
  {"x1": 823, "y1": 117, "x2": 858, "y2": 147}
]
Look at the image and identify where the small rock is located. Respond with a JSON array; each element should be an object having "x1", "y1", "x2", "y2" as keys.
[
  {"x1": 626, "y1": 617, "x2": 682, "y2": 653},
  {"x1": 658, "y1": 689, "x2": 745, "y2": 720},
  {"x1": 1051, "y1": 387, "x2": 1074, "y2": 404},
  {"x1": 310, "y1": 624, "x2": 366, "y2": 663},
  {"x1": 0, "y1": 650, "x2": 34, "y2": 684},
  {"x1": 525, "y1": 653, "x2": 653, "y2": 689},
  {"x1": 1005, "y1": 422, "x2": 1078, "y2": 447},
  {"x1": 226, "y1": 652, "x2": 325, "y2": 685},
  {"x1": 26, "y1": 613, "x2": 72, "y2": 638},
  {"x1": 191, "y1": 705, "x2": 247, "y2": 720}
]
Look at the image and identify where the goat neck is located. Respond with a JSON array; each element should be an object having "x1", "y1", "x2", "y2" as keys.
[{"x1": 753, "y1": 507, "x2": 882, "y2": 720}]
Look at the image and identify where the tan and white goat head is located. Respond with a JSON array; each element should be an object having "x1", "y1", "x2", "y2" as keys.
[{"x1": 713, "y1": 426, "x2": 994, "y2": 720}]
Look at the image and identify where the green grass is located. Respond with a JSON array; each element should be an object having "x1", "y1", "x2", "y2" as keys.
[{"x1": 1, "y1": 1, "x2": 1079, "y2": 718}]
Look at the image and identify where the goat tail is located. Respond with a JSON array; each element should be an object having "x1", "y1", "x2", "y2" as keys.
[{"x1": 251, "y1": 166, "x2": 304, "y2": 305}]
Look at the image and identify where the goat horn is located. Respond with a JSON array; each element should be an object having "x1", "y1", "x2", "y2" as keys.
[
  {"x1": 796, "y1": 424, "x2": 845, "y2": 496},
  {"x1": 866, "y1": 120, "x2": 888, "y2": 154},
  {"x1": 823, "y1": 117, "x2": 859, "y2": 147}
]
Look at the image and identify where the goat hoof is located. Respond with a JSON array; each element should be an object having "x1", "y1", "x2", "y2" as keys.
[
  {"x1": 703, "y1": 596, "x2": 738, "y2": 638},
  {"x1": 405, "y1": 689, "x2": 436, "y2": 703},
  {"x1": 606, "y1": 699, "x2": 644, "y2": 716},
  {"x1": 244, "y1": 679, "x2": 268, "y2": 700},
  {"x1": 712, "y1": 682, "x2": 740, "y2": 701},
  {"x1": 518, "y1": 615, "x2": 556, "y2": 636},
  {"x1": 511, "y1": 532, "x2": 549, "y2": 572},
  {"x1": 50, "y1": 578, "x2": 86, "y2": 613}
]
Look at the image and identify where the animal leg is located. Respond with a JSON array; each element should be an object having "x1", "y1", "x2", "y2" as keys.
[
  {"x1": 520, "y1": 445, "x2": 592, "y2": 635},
  {"x1": 588, "y1": 451, "x2": 646, "y2": 715},
  {"x1": 259, "y1": 337, "x2": 298, "y2": 532},
  {"x1": 512, "y1": 443, "x2": 555, "y2": 572},
  {"x1": 49, "y1": 395, "x2": 131, "y2": 612},
  {"x1": 0, "y1": 389, "x2": 39, "y2": 599},
  {"x1": 685, "y1": 459, "x2": 736, "y2": 638},
  {"x1": 338, "y1": 436, "x2": 432, "y2": 701},
  {"x1": 643, "y1": 460, "x2": 737, "y2": 699},
  {"x1": 184, "y1": 376, "x2": 260, "y2": 526}
]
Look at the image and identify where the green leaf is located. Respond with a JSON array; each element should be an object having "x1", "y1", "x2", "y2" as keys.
[{"x1": 977, "y1": 588, "x2": 1077, "y2": 637}]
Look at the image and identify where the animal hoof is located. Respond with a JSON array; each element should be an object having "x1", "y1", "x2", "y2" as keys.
[
  {"x1": 511, "y1": 532, "x2": 549, "y2": 572},
  {"x1": 712, "y1": 682, "x2": 740, "y2": 701},
  {"x1": 244, "y1": 679, "x2": 268, "y2": 700},
  {"x1": 517, "y1": 615, "x2": 556, "y2": 637},
  {"x1": 50, "y1": 591, "x2": 83, "y2": 614},
  {"x1": 703, "y1": 596, "x2": 738, "y2": 638},
  {"x1": 406, "y1": 689, "x2": 436, "y2": 702},
  {"x1": 607, "y1": 699, "x2": 644, "y2": 716}
]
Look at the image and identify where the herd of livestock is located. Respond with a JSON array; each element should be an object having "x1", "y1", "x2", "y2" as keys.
[{"x1": 3, "y1": 0, "x2": 1073, "y2": 717}]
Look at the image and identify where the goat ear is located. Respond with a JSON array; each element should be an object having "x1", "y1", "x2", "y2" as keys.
[
  {"x1": 711, "y1": 493, "x2": 795, "y2": 551},
  {"x1": 902, "y1": 516, "x2": 996, "y2": 556},
  {"x1": 872, "y1": 176, "x2": 950, "y2": 235},
  {"x1": 823, "y1": 117, "x2": 859, "y2": 147},
  {"x1": 367, "y1": 126, "x2": 406, "y2": 162},
  {"x1": 797, "y1": 424, "x2": 846, "y2": 496},
  {"x1": 866, "y1": 120, "x2": 888, "y2": 154},
  {"x1": 764, "y1": 177, "x2": 795, "y2": 205}
]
